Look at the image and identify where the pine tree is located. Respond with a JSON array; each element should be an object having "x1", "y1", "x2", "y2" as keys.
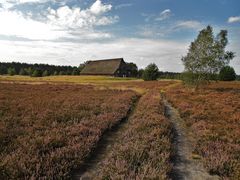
[{"x1": 0, "y1": 65, "x2": 7, "y2": 75}]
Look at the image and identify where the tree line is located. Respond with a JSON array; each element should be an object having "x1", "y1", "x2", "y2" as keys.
[
  {"x1": 0, "y1": 62, "x2": 80, "y2": 77},
  {"x1": 0, "y1": 61, "x2": 141, "y2": 78},
  {"x1": 0, "y1": 60, "x2": 238, "y2": 81}
]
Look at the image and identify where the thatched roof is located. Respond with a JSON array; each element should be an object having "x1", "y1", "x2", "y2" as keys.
[{"x1": 80, "y1": 58, "x2": 124, "y2": 75}]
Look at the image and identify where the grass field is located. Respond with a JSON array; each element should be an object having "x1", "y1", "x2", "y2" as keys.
[
  {"x1": 0, "y1": 75, "x2": 239, "y2": 179},
  {"x1": 0, "y1": 75, "x2": 140, "y2": 84}
]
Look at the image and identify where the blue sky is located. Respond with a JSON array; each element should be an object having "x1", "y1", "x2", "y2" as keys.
[{"x1": 0, "y1": 0, "x2": 239, "y2": 73}]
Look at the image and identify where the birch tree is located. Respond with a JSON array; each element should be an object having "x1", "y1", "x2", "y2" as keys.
[{"x1": 182, "y1": 25, "x2": 235, "y2": 88}]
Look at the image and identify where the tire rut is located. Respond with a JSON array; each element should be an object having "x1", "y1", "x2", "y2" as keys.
[
  {"x1": 71, "y1": 96, "x2": 140, "y2": 180},
  {"x1": 163, "y1": 98, "x2": 219, "y2": 180}
]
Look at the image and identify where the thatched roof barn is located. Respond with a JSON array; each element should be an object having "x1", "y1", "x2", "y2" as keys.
[{"x1": 80, "y1": 58, "x2": 129, "y2": 77}]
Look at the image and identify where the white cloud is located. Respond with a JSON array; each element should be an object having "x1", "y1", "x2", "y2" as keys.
[
  {"x1": 142, "y1": 9, "x2": 172, "y2": 22},
  {"x1": 1, "y1": 0, "x2": 50, "y2": 9},
  {"x1": 175, "y1": 20, "x2": 203, "y2": 30},
  {"x1": 0, "y1": 9, "x2": 66, "y2": 40},
  {"x1": 228, "y1": 16, "x2": 240, "y2": 23},
  {"x1": 138, "y1": 20, "x2": 204, "y2": 38},
  {"x1": 47, "y1": 5, "x2": 118, "y2": 29},
  {"x1": 16, "y1": 0, "x2": 45, "y2": 3},
  {"x1": 90, "y1": 0, "x2": 112, "y2": 15},
  {"x1": 155, "y1": 9, "x2": 172, "y2": 21},
  {"x1": 0, "y1": 0, "x2": 118, "y2": 40}
]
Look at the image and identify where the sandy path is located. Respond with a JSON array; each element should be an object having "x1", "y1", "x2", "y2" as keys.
[{"x1": 163, "y1": 99, "x2": 219, "y2": 180}]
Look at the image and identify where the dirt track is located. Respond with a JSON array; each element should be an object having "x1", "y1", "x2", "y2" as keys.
[
  {"x1": 71, "y1": 96, "x2": 140, "y2": 179},
  {"x1": 163, "y1": 99, "x2": 219, "y2": 180}
]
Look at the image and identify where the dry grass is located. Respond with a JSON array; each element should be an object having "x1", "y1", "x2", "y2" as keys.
[
  {"x1": 95, "y1": 90, "x2": 173, "y2": 179},
  {"x1": 0, "y1": 75, "x2": 139, "y2": 84},
  {"x1": 166, "y1": 82, "x2": 240, "y2": 179},
  {"x1": 0, "y1": 83, "x2": 137, "y2": 179},
  {"x1": 0, "y1": 75, "x2": 178, "y2": 95}
]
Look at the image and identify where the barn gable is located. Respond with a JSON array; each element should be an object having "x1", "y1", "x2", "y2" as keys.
[{"x1": 80, "y1": 58, "x2": 127, "y2": 77}]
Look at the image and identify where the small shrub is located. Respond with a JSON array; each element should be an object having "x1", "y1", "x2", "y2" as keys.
[
  {"x1": 59, "y1": 71, "x2": 65, "y2": 75},
  {"x1": 142, "y1": 63, "x2": 159, "y2": 81},
  {"x1": 19, "y1": 68, "x2": 28, "y2": 76},
  {"x1": 42, "y1": 70, "x2": 49, "y2": 77},
  {"x1": 71, "y1": 68, "x2": 80, "y2": 75},
  {"x1": 219, "y1": 66, "x2": 236, "y2": 81},
  {"x1": 53, "y1": 71, "x2": 58, "y2": 76},
  {"x1": 31, "y1": 69, "x2": 42, "y2": 77},
  {"x1": 7, "y1": 67, "x2": 16, "y2": 76}
]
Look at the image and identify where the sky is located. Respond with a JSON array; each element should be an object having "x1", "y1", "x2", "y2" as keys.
[{"x1": 0, "y1": 0, "x2": 239, "y2": 73}]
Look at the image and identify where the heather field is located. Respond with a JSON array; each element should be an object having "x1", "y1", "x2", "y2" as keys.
[
  {"x1": 83, "y1": 90, "x2": 173, "y2": 179},
  {"x1": 0, "y1": 77, "x2": 239, "y2": 179},
  {"x1": 0, "y1": 83, "x2": 137, "y2": 179},
  {"x1": 165, "y1": 82, "x2": 240, "y2": 179}
]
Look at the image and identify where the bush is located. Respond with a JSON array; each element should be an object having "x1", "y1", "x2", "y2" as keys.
[
  {"x1": 236, "y1": 75, "x2": 240, "y2": 81},
  {"x1": 42, "y1": 70, "x2": 49, "y2": 77},
  {"x1": 181, "y1": 72, "x2": 218, "y2": 87},
  {"x1": 53, "y1": 71, "x2": 58, "y2": 76},
  {"x1": 219, "y1": 66, "x2": 236, "y2": 81},
  {"x1": 7, "y1": 67, "x2": 16, "y2": 76},
  {"x1": 59, "y1": 71, "x2": 65, "y2": 75},
  {"x1": 19, "y1": 68, "x2": 28, "y2": 75},
  {"x1": 31, "y1": 69, "x2": 42, "y2": 77},
  {"x1": 71, "y1": 68, "x2": 79, "y2": 75},
  {"x1": 142, "y1": 63, "x2": 159, "y2": 81},
  {"x1": 26, "y1": 67, "x2": 34, "y2": 76},
  {"x1": 137, "y1": 69, "x2": 144, "y2": 78}
]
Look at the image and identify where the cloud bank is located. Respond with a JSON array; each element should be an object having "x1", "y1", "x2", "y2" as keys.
[
  {"x1": 0, "y1": 38, "x2": 188, "y2": 72},
  {"x1": 0, "y1": 0, "x2": 118, "y2": 40}
]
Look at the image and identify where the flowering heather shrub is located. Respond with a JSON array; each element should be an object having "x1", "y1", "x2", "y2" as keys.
[
  {"x1": 95, "y1": 91, "x2": 173, "y2": 179},
  {"x1": 0, "y1": 83, "x2": 136, "y2": 179},
  {"x1": 166, "y1": 82, "x2": 240, "y2": 179}
]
